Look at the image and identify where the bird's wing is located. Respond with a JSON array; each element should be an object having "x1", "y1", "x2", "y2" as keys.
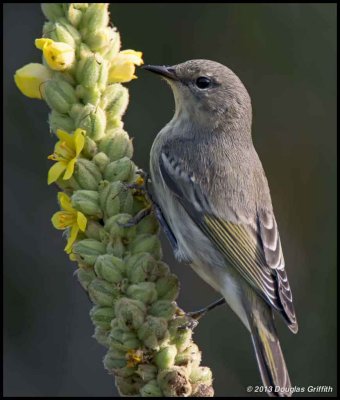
[{"x1": 159, "y1": 150, "x2": 298, "y2": 332}]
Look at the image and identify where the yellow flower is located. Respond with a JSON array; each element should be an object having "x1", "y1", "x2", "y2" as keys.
[
  {"x1": 14, "y1": 63, "x2": 52, "y2": 99},
  {"x1": 35, "y1": 38, "x2": 75, "y2": 71},
  {"x1": 108, "y1": 50, "x2": 144, "y2": 83},
  {"x1": 52, "y1": 192, "x2": 87, "y2": 254},
  {"x1": 48, "y1": 128, "x2": 85, "y2": 185}
]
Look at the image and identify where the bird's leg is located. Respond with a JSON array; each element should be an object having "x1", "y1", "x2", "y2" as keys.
[{"x1": 178, "y1": 297, "x2": 226, "y2": 330}]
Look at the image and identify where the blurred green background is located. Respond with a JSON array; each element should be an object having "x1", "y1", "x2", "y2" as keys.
[{"x1": 3, "y1": 3, "x2": 337, "y2": 397}]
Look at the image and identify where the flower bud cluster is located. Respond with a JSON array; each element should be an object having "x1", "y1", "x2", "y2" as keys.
[{"x1": 15, "y1": 3, "x2": 214, "y2": 397}]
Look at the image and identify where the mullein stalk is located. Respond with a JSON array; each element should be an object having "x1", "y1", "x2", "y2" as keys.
[{"x1": 14, "y1": 3, "x2": 214, "y2": 397}]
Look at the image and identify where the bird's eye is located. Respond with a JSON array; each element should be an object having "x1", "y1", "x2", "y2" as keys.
[{"x1": 195, "y1": 76, "x2": 211, "y2": 89}]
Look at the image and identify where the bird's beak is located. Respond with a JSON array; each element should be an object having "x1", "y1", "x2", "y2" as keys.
[{"x1": 142, "y1": 65, "x2": 178, "y2": 81}]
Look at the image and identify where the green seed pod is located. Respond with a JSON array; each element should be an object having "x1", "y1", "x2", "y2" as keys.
[
  {"x1": 73, "y1": 158, "x2": 102, "y2": 191},
  {"x1": 175, "y1": 343, "x2": 201, "y2": 372},
  {"x1": 125, "y1": 253, "x2": 161, "y2": 283},
  {"x1": 88, "y1": 278, "x2": 120, "y2": 307},
  {"x1": 155, "y1": 274, "x2": 180, "y2": 301},
  {"x1": 149, "y1": 300, "x2": 177, "y2": 320},
  {"x1": 115, "y1": 297, "x2": 146, "y2": 331},
  {"x1": 65, "y1": 3, "x2": 83, "y2": 27},
  {"x1": 44, "y1": 79, "x2": 77, "y2": 114},
  {"x1": 104, "y1": 349, "x2": 127, "y2": 370},
  {"x1": 157, "y1": 367, "x2": 192, "y2": 397},
  {"x1": 140, "y1": 380, "x2": 163, "y2": 397},
  {"x1": 127, "y1": 282, "x2": 158, "y2": 304},
  {"x1": 81, "y1": 3, "x2": 109, "y2": 33},
  {"x1": 75, "y1": 266, "x2": 96, "y2": 291},
  {"x1": 71, "y1": 190, "x2": 102, "y2": 217},
  {"x1": 41, "y1": 3, "x2": 64, "y2": 21},
  {"x1": 72, "y1": 238, "x2": 106, "y2": 266},
  {"x1": 82, "y1": 136, "x2": 97, "y2": 159},
  {"x1": 99, "y1": 180, "x2": 122, "y2": 219},
  {"x1": 115, "y1": 375, "x2": 144, "y2": 397},
  {"x1": 170, "y1": 326, "x2": 192, "y2": 353},
  {"x1": 101, "y1": 84, "x2": 129, "y2": 116},
  {"x1": 191, "y1": 383, "x2": 214, "y2": 397},
  {"x1": 137, "y1": 316, "x2": 169, "y2": 350},
  {"x1": 109, "y1": 326, "x2": 141, "y2": 352},
  {"x1": 155, "y1": 345, "x2": 177, "y2": 370},
  {"x1": 49, "y1": 111, "x2": 75, "y2": 134},
  {"x1": 85, "y1": 220, "x2": 107, "y2": 242},
  {"x1": 104, "y1": 214, "x2": 136, "y2": 241},
  {"x1": 94, "y1": 254, "x2": 124, "y2": 284},
  {"x1": 93, "y1": 152, "x2": 110, "y2": 173},
  {"x1": 136, "y1": 364, "x2": 158, "y2": 382},
  {"x1": 93, "y1": 326, "x2": 110, "y2": 348},
  {"x1": 136, "y1": 214, "x2": 159, "y2": 235},
  {"x1": 98, "y1": 129, "x2": 133, "y2": 161},
  {"x1": 189, "y1": 366, "x2": 212, "y2": 385},
  {"x1": 104, "y1": 157, "x2": 134, "y2": 182},
  {"x1": 129, "y1": 234, "x2": 162, "y2": 260},
  {"x1": 90, "y1": 305, "x2": 115, "y2": 329},
  {"x1": 75, "y1": 105, "x2": 107, "y2": 141}
]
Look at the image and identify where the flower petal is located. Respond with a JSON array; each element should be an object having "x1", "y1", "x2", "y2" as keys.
[
  {"x1": 52, "y1": 211, "x2": 68, "y2": 229},
  {"x1": 74, "y1": 129, "x2": 85, "y2": 156},
  {"x1": 65, "y1": 224, "x2": 79, "y2": 254},
  {"x1": 77, "y1": 211, "x2": 87, "y2": 232},
  {"x1": 48, "y1": 161, "x2": 67, "y2": 184},
  {"x1": 109, "y1": 62, "x2": 136, "y2": 84},
  {"x1": 63, "y1": 158, "x2": 77, "y2": 180},
  {"x1": 120, "y1": 50, "x2": 144, "y2": 66},
  {"x1": 35, "y1": 38, "x2": 53, "y2": 50},
  {"x1": 58, "y1": 192, "x2": 74, "y2": 212},
  {"x1": 14, "y1": 63, "x2": 51, "y2": 99},
  {"x1": 56, "y1": 129, "x2": 74, "y2": 148}
]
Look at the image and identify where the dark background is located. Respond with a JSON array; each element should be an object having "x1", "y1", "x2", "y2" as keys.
[{"x1": 3, "y1": 3, "x2": 337, "y2": 397}]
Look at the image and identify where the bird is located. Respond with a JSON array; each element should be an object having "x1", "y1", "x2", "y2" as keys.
[{"x1": 143, "y1": 59, "x2": 298, "y2": 397}]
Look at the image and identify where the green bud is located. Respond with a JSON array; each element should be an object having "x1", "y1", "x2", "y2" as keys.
[
  {"x1": 53, "y1": 22, "x2": 78, "y2": 48},
  {"x1": 175, "y1": 343, "x2": 201, "y2": 372},
  {"x1": 85, "y1": 28, "x2": 113, "y2": 53},
  {"x1": 109, "y1": 326, "x2": 141, "y2": 351},
  {"x1": 157, "y1": 367, "x2": 192, "y2": 397},
  {"x1": 155, "y1": 274, "x2": 180, "y2": 301},
  {"x1": 82, "y1": 136, "x2": 97, "y2": 158},
  {"x1": 114, "y1": 366, "x2": 137, "y2": 379},
  {"x1": 100, "y1": 84, "x2": 129, "y2": 116},
  {"x1": 72, "y1": 238, "x2": 106, "y2": 266},
  {"x1": 115, "y1": 298, "x2": 146, "y2": 330},
  {"x1": 104, "y1": 349, "x2": 127, "y2": 370},
  {"x1": 93, "y1": 152, "x2": 110, "y2": 173},
  {"x1": 191, "y1": 383, "x2": 214, "y2": 397},
  {"x1": 137, "y1": 316, "x2": 169, "y2": 350},
  {"x1": 57, "y1": 18, "x2": 82, "y2": 43},
  {"x1": 76, "y1": 55, "x2": 100, "y2": 88},
  {"x1": 140, "y1": 380, "x2": 163, "y2": 397},
  {"x1": 106, "y1": 116, "x2": 124, "y2": 130},
  {"x1": 127, "y1": 282, "x2": 158, "y2": 304},
  {"x1": 115, "y1": 375, "x2": 143, "y2": 397},
  {"x1": 101, "y1": 31, "x2": 121, "y2": 61},
  {"x1": 71, "y1": 190, "x2": 102, "y2": 217},
  {"x1": 189, "y1": 366, "x2": 212, "y2": 385},
  {"x1": 49, "y1": 111, "x2": 75, "y2": 134},
  {"x1": 85, "y1": 220, "x2": 107, "y2": 242},
  {"x1": 170, "y1": 326, "x2": 192, "y2": 353},
  {"x1": 73, "y1": 158, "x2": 102, "y2": 191},
  {"x1": 155, "y1": 345, "x2": 177, "y2": 370},
  {"x1": 75, "y1": 266, "x2": 96, "y2": 291},
  {"x1": 90, "y1": 305, "x2": 115, "y2": 329},
  {"x1": 136, "y1": 364, "x2": 158, "y2": 382},
  {"x1": 136, "y1": 214, "x2": 159, "y2": 235},
  {"x1": 88, "y1": 278, "x2": 120, "y2": 307},
  {"x1": 150, "y1": 300, "x2": 177, "y2": 320},
  {"x1": 75, "y1": 104, "x2": 106, "y2": 140},
  {"x1": 94, "y1": 254, "x2": 124, "y2": 284},
  {"x1": 65, "y1": 4, "x2": 83, "y2": 27},
  {"x1": 129, "y1": 234, "x2": 162, "y2": 260},
  {"x1": 106, "y1": 237, "x2": 125, "y2": 258},
  {"x1": 98, "y1": 129, "x2": 133, "y2": 161},
  {"x1": 99, "y1": 181, "x2": 122, "y2": 219},
  {"x1": 104, "y1": 213, "x2": 136, "y2": 242},
  {"x1": 125, "y1": 253, "x2": 161, "y2": 283},
  {"x1": 81, "y1": 3, "x2": 109, "y2": 33},
  {"x1": 119, "y1": 188, "x2": 134, "y2": 215},
  {"x1": 104, "y1": 157, "x2": 134, "y2": 182},
  {"x1": 44, "y1": 79, "x2": 77, "y2": 114},
  {"x1": 41, "y1": 3, "x2": 64, "y2": 21},
  {"x1": 93, "y1": 326, "x2": 110, "y2": 348}
]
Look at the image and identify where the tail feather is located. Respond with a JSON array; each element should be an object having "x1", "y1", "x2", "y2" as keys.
[{"x1": 249, "y1": 307, "x2": 292, "y2": 397}]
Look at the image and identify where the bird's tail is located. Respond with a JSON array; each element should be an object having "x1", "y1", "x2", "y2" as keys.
[{"x1": 248, "y1": 305, "x2": 292, "y2": 397}]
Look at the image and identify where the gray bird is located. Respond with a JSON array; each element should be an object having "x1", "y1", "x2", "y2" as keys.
[{"x1": 143, "y1": 60, "x2": 298, "y2": 397}]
